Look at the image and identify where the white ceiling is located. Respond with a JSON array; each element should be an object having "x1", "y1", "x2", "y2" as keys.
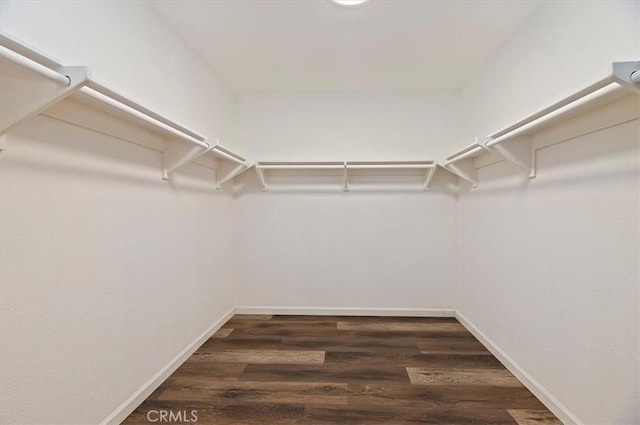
[{"x1": 151, "y1": 0, "x2": 541, "y2": 93}]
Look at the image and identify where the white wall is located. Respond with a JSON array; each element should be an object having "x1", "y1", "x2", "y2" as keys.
[
  {"x1": 0, "y1": 1, "x2": 237, "y2": 424},
  {"x1": 460, "y1": 0, "x2": 639, "y2": 141},
  {"x1": 0, "y1": 114, "x2": 236, "y2": 425},
  {"x1": 457, "y1": 102, "x2": 639, "y2": 425},
  {"x1": 457, "y1": 2, "x2": 640, "y2": 424},
  {"x1": 234, "y1": 190, "x2": 457, "y2": 314},
  {"x1": 233, "y1": 92, "x2": 459, "y2": 313},
  {"x1": 233, "y1": 91, "x2": 459, "y2": 160}
]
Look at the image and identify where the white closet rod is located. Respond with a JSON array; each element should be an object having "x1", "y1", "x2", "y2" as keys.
[
  {"x1": 77, "y1": 83, "x2": 210, "y2": 149},
  {"x1": 443, "y1": 146, "x2": 484, "y2": 165},
  {"x1": 85, "y1": 80, "x2": 206, "y2": 142},
  {"x1": 0, "y1": 46, "x2": 70, "y2": 86},
  {"x1": 78, "y1": 86, "x2": 210, "y2": 149},
  {"x1": 486, "y1": 78, "x2": 619, "y2": 148},
  {"x1": 0, "y1": 34, "x2": 209, "y2": 150},
  {"x1": 212, "y1": 145, "x2": 248, "y2": 165}
]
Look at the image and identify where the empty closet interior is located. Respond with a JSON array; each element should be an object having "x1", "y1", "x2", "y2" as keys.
[{"x1": 0, "y1": 1, "x2": 638, "y2": 425}]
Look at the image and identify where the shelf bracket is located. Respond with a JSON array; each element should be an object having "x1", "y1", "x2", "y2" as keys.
[
  {"x1": 445, "y1": 159, "x2": 477, "y2": 187},
  {"x1": 442, "y1": 138, "x2": 490, "y2": 188},
  {"x1": 162, "y1": 140, "x2": 212, "y2": 180},
  {"x1": 612, "y1": 61, "x2": 640, "y2": 95},
  {"x1": 216, "y1": 163, "x2": 248, "y2": 189},
  {"x1": 423, "y1": 166, "x2": 436, "y2": 191},
  {"x1": 0, "y1": 65, "x2": 89, "y2": 140},
  {"x1": 343, "y1": 161, "x2": 349, "y2": 192},
  {"x1": 255, "y1": 166, "x2": 268, "y2": 191},
  {"x1": 486, "y1": 135, "x2": 536, "y2": 178}
]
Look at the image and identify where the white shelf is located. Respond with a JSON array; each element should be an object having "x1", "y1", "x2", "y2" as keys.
[
  {"x1": 0, "y1": 32, "x2": 248, "y2": 185},
  {"x1": 3, "y1": 31, "x2": 637, "y2": 194},
  {"x1": 443, "y1": 61, "x2": 640, "y2": 188},
  {"x1": 254, "y1": 160, "x2": 437, "y2": 191}
]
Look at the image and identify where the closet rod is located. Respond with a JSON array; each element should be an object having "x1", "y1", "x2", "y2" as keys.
[
  {"x1": 79, "y1": 86, "x2": 210, "y2": 149},
  {"x1": 486, "y1": 80, "x2": 621, "y2": 148},
  {"x1": 631, "y1": 71, "x2": 640, "y2": 84},
  {"x1": 0, "y1": 45, "x2": 70, "y2": 86},
  {"x1": 212, "y1": 145, "x2": 248, "y2": 165},
  {"x1": 443, "y1": 146, "x2": 484, "y2": 165},
  {"x1": 0, "y1": 33, "x2": 209, "y2": 150},
  {"x1": 85, "y1": 81, "x2": 206, "y2": 142}
]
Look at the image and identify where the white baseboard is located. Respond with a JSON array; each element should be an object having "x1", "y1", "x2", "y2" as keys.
[
  {"x1": 99, "y1": 307, "x2": 236, "y2": 425},
  {"x1": 454, "y1": 310, "x2": 583, "y2": 425},
  {"x1": 235, "y1": 305, "x2": 455, "y2": 317}
]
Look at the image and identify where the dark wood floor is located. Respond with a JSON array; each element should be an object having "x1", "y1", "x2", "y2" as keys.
[{"x1": 123, "y1": 315, "x2": 561, "y2": 424}]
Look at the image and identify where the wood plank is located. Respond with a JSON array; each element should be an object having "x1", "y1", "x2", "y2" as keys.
[
  {"x1": 302, "y1": 406, "x2": 518, "y2": 425},
  {"x1": 508, "y1": 409, "x2": 564, "y2": 425},
  {"x1": 212, "y1": 328, "x2": 234, "y2": 338},
  {"x1": 416, "y1": 337, "x2": 491, "y2": 354},
  {"x1": 277, "y1": 334, "x2": 423, "y2": 354},
  {"x1": 241, "y1": 363, "x2": 410, "y2": 384},
  {"x1": 158, "y1": 378, "x2": 348, "y2": 406},
  {"x1": 271, "y1": 315, "x2": 342, "y2": 322},
  {"x1": 348, "y1": 383, "x2": 546, "y2": 410},
  {"x1": 325, "y1": 351, "x2": 505, "y2": 369},
  {"x1": 222, "y1": 315, "x2": 273, "y2": 329},
  {"x1": 337, "y1": 321, "x2": 466, "y2": 332},
  {"x1": 231, "y1": 314, "x2": 273, "y2": 321},
  {"x1": 353, "y1": 329, "x2": 473, "y2": 339},
  {"x1": 200, "y1": 336, "x2": 283, "y2": 351},
  {"x1": 171, "y1": 362, "x2": 246, "y2": 380},
  {"x1": 231, "y1": 322, "x2": 339, "y2": 336},
  {"x1": 407, "y1": 367, "x2": 522, "y2": 387},
  {"x1": 191, "y1": 349, "x2": 325, "y2": 365}
]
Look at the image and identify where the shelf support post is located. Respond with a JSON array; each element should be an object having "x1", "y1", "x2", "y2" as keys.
[
  {"x1": 423, "y1": 165, "x2": 436, "y2": 190},
  {"x1": 343, "y1": 161, "x2": 349, "y2": 191},
  {"x1": 255, "y1": 166, "x2": 268, "y2": 191}
]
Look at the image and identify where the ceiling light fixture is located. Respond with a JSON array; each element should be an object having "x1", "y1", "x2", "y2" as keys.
[{"x1": 331, "y1": 0, "x2": 370, "y2": 7}]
